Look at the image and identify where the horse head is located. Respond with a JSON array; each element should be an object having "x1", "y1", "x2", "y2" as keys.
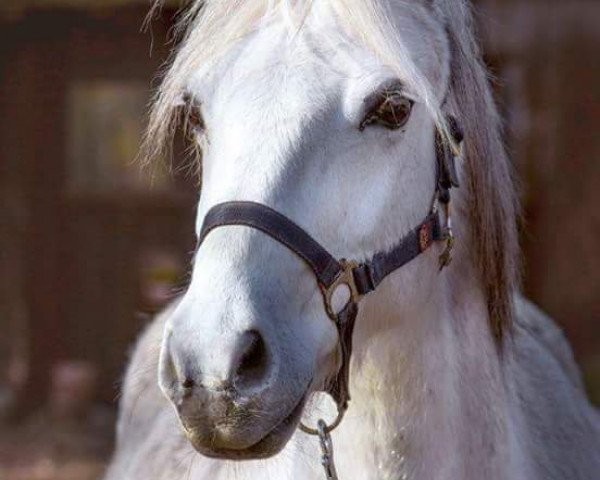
[{"x1": 155, "y1": 0, "x2": 466, "y2": 460}]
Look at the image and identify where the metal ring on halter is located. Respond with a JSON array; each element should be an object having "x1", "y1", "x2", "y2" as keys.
[{"x1": 299, "y1": 404, "x2": 346, "y2": 436}]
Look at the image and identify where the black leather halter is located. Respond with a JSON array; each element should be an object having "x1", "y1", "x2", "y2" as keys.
[{"x1": 197, "y1": 116, "x2": 463, "y2": 434}]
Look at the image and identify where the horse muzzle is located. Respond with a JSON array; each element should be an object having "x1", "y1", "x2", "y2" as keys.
[
  {"x1": 178, "y1": 389, "x2": 308, "y2": 460},
  {"x1": 159, "y1": 325, "x2": 311, "y2": 459}
]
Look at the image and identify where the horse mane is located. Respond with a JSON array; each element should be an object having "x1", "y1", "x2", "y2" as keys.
[
  {"x1": 436, "y1": 0, "x2": 520, "y2": 340},
  {"x1": 144, "y1": 0, "x2": 520, "y2": 342}
]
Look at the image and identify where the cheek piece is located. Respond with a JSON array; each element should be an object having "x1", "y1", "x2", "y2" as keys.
[{"x1": 196, "y1": 116, "x2": 463, "y2": 436}]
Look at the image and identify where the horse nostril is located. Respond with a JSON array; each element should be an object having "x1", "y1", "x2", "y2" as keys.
[{"x1": 234, "y1": 329, "x2": 269, "y2": 389}]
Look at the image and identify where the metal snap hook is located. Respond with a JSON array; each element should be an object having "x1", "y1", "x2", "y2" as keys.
[{"x1": 317, "y1": 419, "x2": 339, "y2": 480}]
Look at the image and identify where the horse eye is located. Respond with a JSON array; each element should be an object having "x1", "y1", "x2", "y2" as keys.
[{"x1": 360, "y1": 92, "x2": 413, "y2": 131}]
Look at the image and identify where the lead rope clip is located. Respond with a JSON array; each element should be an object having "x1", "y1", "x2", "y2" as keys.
[{"x1": 317, "y1": 419, "x2": 339, "y2": 480}]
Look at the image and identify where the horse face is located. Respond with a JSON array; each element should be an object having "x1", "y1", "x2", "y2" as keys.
[{"x1": 159, "y1": 2, "x2": 450, "y2": 460}]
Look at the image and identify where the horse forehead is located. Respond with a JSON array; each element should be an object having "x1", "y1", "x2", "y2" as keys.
[
  {"x1": 202, "y1": 32, "x2": 348, "y2": 114},
  {"x1": 188, "y1": 9, "x2": 377, "y2": 109},
  {"x1": 189, "y1": 7, "x2": 448, "y2": 110}
]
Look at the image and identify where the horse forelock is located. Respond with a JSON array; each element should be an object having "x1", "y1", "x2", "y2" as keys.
[{"x1": 145, "y1": 0, "x2": 520, "y2": 343}]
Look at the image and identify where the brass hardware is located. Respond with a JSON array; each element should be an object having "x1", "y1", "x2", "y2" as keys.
[
  {"x1": 438, "y1": 202, "x2": 455, "y2": 270},
  {"x1": 438, "y1": 231, "x2": 455, "y2": 270},
  {"x1": 300, "y1": 404, "x2": 346, "y2": 436},
  {"x1": 317, "y1": 420, "x2": 339, "y2": 480},
  {"x1": 322, "y1": 260, "x2": 363, "y2": 320}
]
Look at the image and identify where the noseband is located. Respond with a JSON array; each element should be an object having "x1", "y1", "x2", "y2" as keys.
[{"x1": 197, "y1": 116, "x2": 463, "y2": 437}]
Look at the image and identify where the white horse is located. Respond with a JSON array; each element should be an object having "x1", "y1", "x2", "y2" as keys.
[{"x1": 105, "y1": 1, "x2": 599, "y2": 479}]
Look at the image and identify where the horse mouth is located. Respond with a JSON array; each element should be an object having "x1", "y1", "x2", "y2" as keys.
[{"x1": 188, "y1": 391, "x2": 308, "y2": 460}]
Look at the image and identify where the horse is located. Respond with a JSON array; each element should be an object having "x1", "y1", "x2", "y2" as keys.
[{"x1": 104, "y1": 1, "x2": 600, "y2": 479}]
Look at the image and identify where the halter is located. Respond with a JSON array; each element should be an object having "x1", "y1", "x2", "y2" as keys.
[{"x1": 197, "y1": 116, "x2": 463, "y2": 463}]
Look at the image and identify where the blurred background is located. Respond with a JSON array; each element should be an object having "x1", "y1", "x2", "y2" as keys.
[{"x1": 0, "y1": 0, "x2": 598, "y2": 478}]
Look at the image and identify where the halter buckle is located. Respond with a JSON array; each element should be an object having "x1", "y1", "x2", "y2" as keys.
[{"x1": 322, "y1": 260, "x2": 363, "y2": 320}]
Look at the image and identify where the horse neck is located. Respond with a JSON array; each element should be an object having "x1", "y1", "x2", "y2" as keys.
[{"x1": 336, "y1": 259, "x2": 514, "y2": 479}]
